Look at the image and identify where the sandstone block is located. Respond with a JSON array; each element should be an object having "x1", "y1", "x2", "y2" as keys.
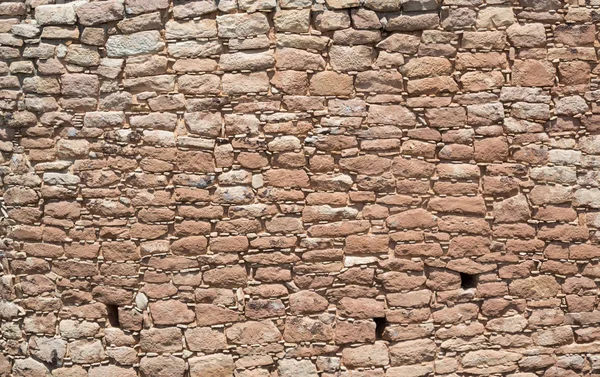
[
  {"x1": 226, "y1": 320, "x2": 281, "y2": 344},
  {"x1": 35, "y1": 4, "x2": 78, "y2": 25},
  {"x1": 168, "y1": 40, "x2": 223, "y2": 58},
  {"x1": 278, "y1": 359, "x2": 318, "y2": 377},
  {"x1": 150, "y1": 300, "x2": 195, "y2": 325},
  {"x1": 106, "y1": 30, "x2": 164, "y2": 57},
  {"x1": 139, "y1": 355, "x2": 186, "y2": 377},
  {"x1": 77, "y1": 1, "x2": 125, "y2": 26},
  {"x1": 126, "y1": 0, "x2": 170, "y2": 14},
  {"x1": 330, "y1": 45, "x2": 374, "y2": 72},
  {"x1": 217, "y1": 13, "x2": 270, "y2": 38},
  {"x1": 506, "y1": 23, "x2": 546, "y2": 47},
  {"x1": 476, "y1": 6, "x2": 516, "y2": 28},
  {"x1": 173, "y1": 0, "x2": 217, "y2": 18},
  {"x1": 189, "y1": 354, "x2": 235, "y2": 377},
  {"x1": 186, "y1": 327, "x2": 227, "y2": 352},
  {"x1": 222, "y1": 72, "x2": 269, "y2": 94},
  {"x1": 512, "y1": 59, "x2": 555, "y2": 87},
  {"x1": 276, "y1": 48, "x2": 326, "y2": 71},
  {"x1": 309, "y1": 71, "x2": 354, "y2": 96},
  {"x1": 343, "y1": 342, "x2": 389, "y2": 367},
  {"x1": 509, "y1": 276, "x2": 561, "y2": 299}
]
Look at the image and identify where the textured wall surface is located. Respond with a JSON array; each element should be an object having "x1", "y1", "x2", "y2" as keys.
[{"x1": 2, "y1": 0, "x2": 600, "y2": 376}]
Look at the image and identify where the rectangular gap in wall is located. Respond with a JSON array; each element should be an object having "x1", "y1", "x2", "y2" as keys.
[
  {"x1": 373, "y1": 317, "x2": 387, "y2": 340},
  {"x1": 106, "y1": 304, "x2": 120, "y2": 327},
  {"x1": 460, "y1": 272, "x2": 478, "y2": 289}
]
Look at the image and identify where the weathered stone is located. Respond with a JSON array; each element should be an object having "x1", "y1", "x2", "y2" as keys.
[
  {"x1": 150, "y1": 300, "x2": 195, "y2": 325},
  {"x1": 401, "y1": 57, "x2": 452, "y2": 78},
  {"x1": 284, "y1": 315, "x2": 334, "y2": 342},
  {"x1": 476, "y1": 6, "x2": 516, "y2": 28},
  {"x1": 173, "y1": 0, "x2": 217, "y2": 18},
  {"x1": 441, "y1": 8, "x2": 476, "y2": 30},
  {"x1": 106, "y1": 31, "x2": 165, "y2": 57},
  {"x1": 462, "y1": 350, "x2": 521, "y2": 374},
  {"x1": 117, "y1": 12, "x2": 163, "y2": 34},
  {"x1": 506, "y1": 23, "x2": 546, "y2": 48},
  {"x1": 276, "y1": 48, "x2": 326, "y2": 71},
  {"x1": 186, "y1": 327, "x2": 227, "y2": 352},
  {"x1": 330, "y1": 45, "x2": 374, "y2": 72},
  {"x1": 77, "y1": 1, "x2": 125, "y2": 26},
  {"x1": 69, "y1": 339, "x2": 105, "y2": 364},
  {"x1": 314, "y1": 10, "x2": 351, "y2": 31},
  {"x1": 278, "y1": 359, "x2": 318, "y2": 377},
  {"x1": 65, "y1": 45, "x2": 100, "y2": 67},
  {"x1": 309, "y1": 71, "x2": 354, "y2": 96},
  {"x1": 62, "y1": 74, "x2": 99, "y2": 97},
  {"x1": 289, "y1": 291, "x2": 329, "y2": 314},
  {"x1": 389, "y1": 339, "x2": 436, "y2": 365},
  {"x1": 222, "y1": 72, "x2": 269, "y2": 94},
  {"x1": 35, "y1": 4, "x2": 77, "y2": 25},
  {"x1": 274, "y1": 9, "x2": 311, "y2": 33},
  {"x1": 386, "y1": 12, "x2": 439, "y2": 31},
  {"x1": 189, "y1": 354, "x2": 234, "y2": 377},
  {"x1": 343, "y1": 342, "x2": 389, "y2": 367},
  {"x1": 509, "y1": 276, "x2": 561, "y2": 299},
  {"x1": 554, "y1": 24, "x2": 595, "y2": 46},
  {"x1": 140, "y1": 327, "x2": 182, "y2": 353},
  {"x1": 226, "y1": 320, "x2": 282, "y2": 344},
  {"x1": 355, "y1": 70, "x2": 403, "y2": 93},
  {"x1": 168, "y1": 40, "x2": 223, "y2": 58},
  {"x1": 139, "y1": 355, "x2": 186, "y2": 377},
  {"x1": 12, "y1": 359, "x2": 50, "y2": 377},
  {"x1": 219, "y1": 51, "x2": 274, "y2": 71},
  {"x1": 512, "y1": 59, "x2": 555, "y2": 87},
  {"x1": 216, "y1": 13, "x2": 270, "y2": 38},
  {"x1": 125, "y1": 0, "x2": 170, "y2": 14},
  {"x1": 29, "y1": 336, "x2": 67, "y2": 364}
]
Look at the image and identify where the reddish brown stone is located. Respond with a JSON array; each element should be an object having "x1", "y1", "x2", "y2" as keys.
[{"x1": 4, "y1": 3, "x2": 599, "y2": 373}]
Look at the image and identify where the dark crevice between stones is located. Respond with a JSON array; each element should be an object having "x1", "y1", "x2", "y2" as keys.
[
  {"x1": 106, "y1": 304, "x2": 120, "y2": 327},
  {"x1": 373, "y1": 317, "x2": 387, "y2": 340}
]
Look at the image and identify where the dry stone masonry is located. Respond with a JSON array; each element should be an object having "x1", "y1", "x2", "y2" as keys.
[{"x1": 2, "y1": 0, "x2": 600, "y2": 376}]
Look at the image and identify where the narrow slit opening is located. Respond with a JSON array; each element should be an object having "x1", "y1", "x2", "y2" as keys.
[
  {"x1": 106, "y1": 304, "x2": 120, "y2": 327},
  {"x1": 460, "y1": 272, "x2": 478, "y2": 289},
  {"x1": 373, "y1": 317, "x2": 387, "y2": 340}
]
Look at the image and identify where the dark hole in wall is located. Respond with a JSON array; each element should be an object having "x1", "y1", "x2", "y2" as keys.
[
  {"x1": 460, "y1": 272, "x2": 478, "y2": 289},
  {"x1": 373, "y1": 317, "x2": 387, "y2": 340},
  {"x1": 49, "y1": 349, "x2": 59, "y2": 367},
  {"x1": 106, "y1": 304, "x2": 120, "y2": 327}
]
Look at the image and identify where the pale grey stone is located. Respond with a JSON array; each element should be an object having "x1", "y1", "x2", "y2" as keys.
[
  {"x1": 278, "y1": 359, "x2": 318, "y2": 377},
  {"x1": 217, "y1": 13, "x2": 270, "y2": 38},
  {"x1": 29, "y1": 336, "x2": 67, "y2": 364},
  {"x1": 106, "y1": 30, "x2": 165, "y2": 57},
  {"x1": 168, "y1": 40, "x2": 223, "y2": 58},
  {"x1": 35, "y1": 3, "x2": 80, "y2": 26},
  {"x1": 173, "y1": 0, "x2": 218, "y2": 18}
]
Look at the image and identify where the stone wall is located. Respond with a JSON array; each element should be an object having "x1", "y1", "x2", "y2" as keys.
[{"x1": 1, "y1": 0, "x2": 600, "y2": 376}]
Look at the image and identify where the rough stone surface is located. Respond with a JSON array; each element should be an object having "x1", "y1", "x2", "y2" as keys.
[
  {"x1": 0, "y1": 1, "x2": 599, "y2": 377},
  {"x1": 106, "y1": 31, "x2": 165, "y2": 57}
]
